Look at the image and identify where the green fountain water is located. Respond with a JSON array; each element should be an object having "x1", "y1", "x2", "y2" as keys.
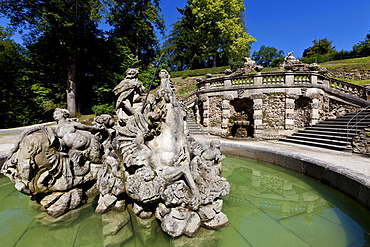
[{"x1": 1, "y1": 155, "x2": 369, "y2": 247}]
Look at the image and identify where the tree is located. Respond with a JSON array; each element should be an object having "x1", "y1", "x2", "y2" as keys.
[
  {"x1": 251, "y1": 45, "x2": 284, "y2": 67},
  {"x1": 303, "y1": 38, "x2": 336, "y2": 57},
  {"x1": 107, "y1": 0, "x2": 165, "y2": 67},
  {"x1": 352, "y1": 32, "x2": 370, "y2": 56},
  {"x1": 0, "y1": 27, "x2": 37, "y2": 128},
  {"x1": 0, "y1": 0, "x2": 108, "y2": 115},
  {"x1": 301, "y1": 38, "x2": 337, "y2": 63},
  {"x1": 163, "y1": 0, "x2": 255, "y2": 70}
]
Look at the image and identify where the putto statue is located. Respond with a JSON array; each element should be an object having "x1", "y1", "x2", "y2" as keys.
[{"x1": 1, "y1": 68, "x2": 230, "y2": 238}]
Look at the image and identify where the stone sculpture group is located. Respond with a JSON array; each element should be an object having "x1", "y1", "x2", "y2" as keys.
[{"x1": 1, "y1": 69, "x2": 230, "y2": 238}]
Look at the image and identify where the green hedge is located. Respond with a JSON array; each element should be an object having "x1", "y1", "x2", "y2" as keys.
[{"x1": 170, "y1": 66, "x2": 230, "y2": 78}]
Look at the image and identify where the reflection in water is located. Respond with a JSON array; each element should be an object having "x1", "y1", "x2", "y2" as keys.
[
  {"x1": 1, "y1": 155, "x2": 370, "y2": 247},
  {"x1": 223, "y1": 164, "x2": 330, "y2": 220}
]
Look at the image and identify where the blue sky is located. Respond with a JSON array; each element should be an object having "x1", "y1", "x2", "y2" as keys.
[{"x1": 2, "y1": 0, "x2": 370, "y2": 58}]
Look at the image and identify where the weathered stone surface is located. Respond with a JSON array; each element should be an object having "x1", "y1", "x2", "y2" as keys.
[
  {"x1": 46, "y1": 192, "x2": 71, "y2": 217},
  {"x1": 102, "y1": 210, "x2": 130, "y2": 236},
  {"x1": 184, "y1": 212, "x2": 201, "y2": 237},
  {"x1": 40, "y1": 192, "x2": 64, "y2": 209},
  {"x1": 103, "y1": 223, "x2": 133, "y2": 247},
  {"x1": 1, "y1": 68, "x2": 230, "y2": 239},
  {"x1": 161, "y1": 207, "x2": 191, "y2": 238},
  {"x1": 202, "y1": 212, "x2": 229, "y2": 229},
  {"x1": 96, "y1": 194, "x2": 117, "y2": 214}
]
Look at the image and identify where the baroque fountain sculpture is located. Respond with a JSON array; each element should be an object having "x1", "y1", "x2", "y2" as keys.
[{"x1": 1, "y1": 68, "x2": 230, "y2": 238}]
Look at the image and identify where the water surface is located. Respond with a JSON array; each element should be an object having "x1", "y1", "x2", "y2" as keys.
[{"x1": 1, "y1": 155, "x2": 369, "y2": 246}]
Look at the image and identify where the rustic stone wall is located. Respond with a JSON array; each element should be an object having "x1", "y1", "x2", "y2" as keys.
[
  {"x1": 209, "y1": 96, "x2": 222, "y2": 127},
  {"x1": 262, "y1": 93, "x2": 285, "y2": 129},
  {"x1": 198, "y1": 89, "x2": 362, "y2": 139},
  {"x1": 319, "y1": 97, "x2": 358, "y2": 121},
  {"x1": 295, "y1": 96, "x2": 312, "y2": 127}
]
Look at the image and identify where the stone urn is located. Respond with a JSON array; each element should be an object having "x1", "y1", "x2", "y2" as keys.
[
  {"x1": 308, "y1": 63, "x2": 319, "y2": 71},
  {"x1": 254, "y1": 65, "x2": 263, "y2": 73},
  {"x1": 284, "y1": 63, "x2": 294, "y2": 71}
]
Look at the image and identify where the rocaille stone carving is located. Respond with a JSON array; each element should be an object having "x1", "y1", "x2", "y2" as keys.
[{"x1": 1, "y1": 68, "x2": 230, "y2": 238}]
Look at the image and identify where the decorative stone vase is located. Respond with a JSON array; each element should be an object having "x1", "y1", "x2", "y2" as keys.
[
  {"x1": 284, "y1": 63, "x2": 294, "y2": 71},
  {"x1": 308, "y1": 63, "x2": 319, "y2": 71},
  {"x1": 224, "y1": 69, "x2": 233, "y2": 75},
  {"x1": 254, "y1": 65, "x2": 263, "y2": 73}
]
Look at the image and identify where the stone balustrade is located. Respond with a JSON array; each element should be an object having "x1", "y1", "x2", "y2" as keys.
[{"x1": 196, "y1": 71, "x2": 370, "y2": 100}]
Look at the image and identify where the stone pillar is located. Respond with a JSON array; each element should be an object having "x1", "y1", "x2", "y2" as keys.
[
  {"x1": 285, "y1": 94, "x2": 298, "y2": 130},
  {"x1": 200, "y1": 95, "x2": 209, "y2": 127},
  {"x1": 254, "y1": 73, "x2": 263, "y2": 85},
  {"x1": 310, "y1": 73, "x2": 318, "y2": 85},
  {"x1": 311, "y1": 98, "x2": 320, "y2": 125},
  {"x1": 223, "y1": 69, "x2": 232, "y2": 87},
  {"x1": 205, "y1": 74, "x2": 212, "y2": 89},
  {"x1": 221, "y1": 94, "x2": 234, "y2": 129},
  {"x1": 284, "y1": 72, "x2": 294, "y2": 85},
  {"x1": 250, "y1": 94, "x2": 264, "y2": 134}
]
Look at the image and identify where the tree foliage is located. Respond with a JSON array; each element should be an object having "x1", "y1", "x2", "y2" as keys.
[
  {"x1": 352, "y1": 32, "x2": 370, "y2": 56},
  {"x1": 163, "y1": 0, "x2": 255, "y2": 71},
  {"x1": 0, "y1": 27, "x2": 37, "y2": 128},
  {"x1": 251, "y1": 45, "x2": 284, "y2": 67},
  {"x1": 107, "y1": 0, "x2": 165, "y2": 66},
  {"x1": 301, "y1": 38, "x2": 337, "y2": 64},
  {"x1": 0, "y1": 0, "x2": 163, "y2": 123},
  {"x1": 0, "y1": 0, "x2": 108, "y2": 115}
]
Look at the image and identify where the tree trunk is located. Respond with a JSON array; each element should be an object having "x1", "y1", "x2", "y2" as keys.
[
  {"x1": 67, "y1": 53, "x2": 77, "y2": 115},
  {"x1": 213, "y1": 52, "x2": 217, "y2": 67}
]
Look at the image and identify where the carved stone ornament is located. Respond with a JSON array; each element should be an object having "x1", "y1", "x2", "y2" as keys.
[
  {"x1": 286, "y1": 93, "x2": 299, "y2": 99},
  {"x1": 253, "y1": 114, "x2": 263, "y2": 120},
  {"x1": 1, "y1": 69, "x2": 230, "y2": 239},
  {"x1": 223, "y1": 94, "x2": 234, "y2": 101},
  {"x1": 311, "y1": 102, "x2": 320, "y2": 109},
  {"x1": 253, "y1": 103, "x2": 263, "y2": 111},
  {"x1": 249, "y1": 93, "x2": 264, "y2": 100},
  {"x1": 237, "y1": 89, "x2": 245, "y2": 98},
  {"x1": 199, "y1": 95, "x2": 208, "y2": 102},
  {"x1": 285, "y1": 103, "x2": 295, "y2": 109}
]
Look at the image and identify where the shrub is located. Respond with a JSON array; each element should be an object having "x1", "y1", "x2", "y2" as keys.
[
  {"x1": 170, "y1": 66, "x2": 230, "y2": 78},
  {"x1": 92, "y1": 103, "x2": 115, "y2": 116}
]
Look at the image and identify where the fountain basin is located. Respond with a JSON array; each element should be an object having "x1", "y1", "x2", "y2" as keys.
[{"x1": 1, "y1": 155, "x2": 370, "y2": 246}]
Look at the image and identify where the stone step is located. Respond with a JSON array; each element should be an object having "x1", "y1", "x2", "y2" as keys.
[
  {"x1": 279, "y1": 138, "x2": 351, "y2": 151},
  {"x1": 185, "y1": 118, "x2": 208, "y2": 136},
  {"x1": 312, "y1": 123, "x2": 369, "y2": 129},
  {"x1": 317, "y1": 119, "x2": 370, "y2": 124},
  {"x1": 299, "y1": 129, "x2": 358, "y2": 137},
  {"x1": 292, "y1": 132, "x2": 352, "y2": 141},
  {"x1": 279, "y1": 109, "x2": 370, "y2": 151},
  {"x1": 304, "y1": 126, "x2": 361, "y2": 134},
  {"x1": 288, "y1": 133, "x2": 350, "y2": 144}
]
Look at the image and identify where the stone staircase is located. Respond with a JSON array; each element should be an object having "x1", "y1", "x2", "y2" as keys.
[
  {"x1": 279, "y1": 110, "x2": 370, "y2": 151},
  {"x1": 185, "y1": 117, "x2": 208, "y2": 136}
]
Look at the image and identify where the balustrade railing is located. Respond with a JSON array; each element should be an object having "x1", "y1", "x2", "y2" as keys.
[
  {"x1": 346, "y1": 105, "x2": 370, "y2": 146},
  {"x1": 196, "y1": 71, "x2": 370, "y2": 100},
  {"x1": 327, "y1": 77, "x2": 368, "y2": 99}
]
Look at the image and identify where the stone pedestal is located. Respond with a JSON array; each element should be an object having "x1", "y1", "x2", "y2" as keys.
[
  {"x1": 221, "y1": 95, "x2": 233, "y2": 129},
  {"x1": 200, "y1": 96, "x2": 210, "y2": 127},
  {"x1": 285, "y1": 72, "x2": 294, "y2": 85},
  {"x1": 311, "y1": 98, "x2": 320, "y2": 125},
  {"x1": 285, "y1": 95, "x2": 297, "y2": 130},
  {"x1": 251, "y1": 95, "x2": 263, "y2": 130}
]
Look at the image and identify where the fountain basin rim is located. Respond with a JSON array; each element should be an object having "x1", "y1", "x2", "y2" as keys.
[{"x1": 208, "y1": 138, "x2": 370, "y2": 211}]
